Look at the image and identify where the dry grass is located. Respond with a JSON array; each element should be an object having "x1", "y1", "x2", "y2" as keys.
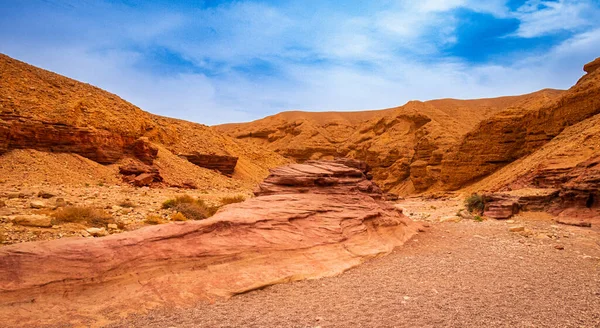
[
  {"x1": 119, "y1": 201, "x2": 136, "y2": 208},
  {"x1": 162, "y1": 195, "x2": 220, "y2": 220},
  {"x1": 144, "y1": 215, "x2": 166, "y2": 225},
  {"x1": 52, "y1": 206, "x2": 114, "y2": 227},
  {"x1": 220, "y1": 195, "x2": 246, "y2": 205},
  {"x1": 171, "y1": 212, "x2": 188, "y2": 221}
]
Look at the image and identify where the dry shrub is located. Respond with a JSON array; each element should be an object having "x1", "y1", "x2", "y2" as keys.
[
  {"x1": 171, "y1": 212, "x2": 188, "y2": 221},
  {"x1": 162, "y1": 195, "x2": 219, "y2": 220},
  {"x1": 220, "y1": 195, "x2": 246, "y2": 205},
  {"x1": 144, "y1": 214, "x2": 166, "y2": 225},
  {"x1": 162, "y1": 195, "x2": 195, "y2": 209},
  {"x1": 52, "y1": 206, "x2": 114, "y2": 227},
  {"x1": 119, "y1": 200, "x2": 136, "y2": 208}
]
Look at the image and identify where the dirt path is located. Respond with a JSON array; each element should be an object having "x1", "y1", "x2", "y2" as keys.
[{"x1": 111, "y1": 200, "x2": 600, "y2": 328}]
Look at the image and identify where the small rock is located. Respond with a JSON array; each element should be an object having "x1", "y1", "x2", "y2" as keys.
[
  {"x1": 13, "y1": 215, "x2": 52, "y2": 228},
  {"x1": 37, "y1": 191, "x2": 55, "y2": 199},
  {"x1": 30, "y1": 201, "x2": 46, "y2": 209},
  {"x1": 86, "y1": 227, "x2": 109, "y2": 237},
  {"x1": 505, "y1": 220, "x2": 515, "y2": 224},
  {"x1": 439, "y1": 216, "x2": 461, "y2": 223},
  {"x1": 7, "y1": 193, "x2": 20, "y2": 199},
  {"x1": 52, "y1": 225, "x2": 60, "y2": 229},
  {"x1": 80, "y1": 229, "x2": 91, "y2": 237},
  {"x1": 554, "y1": 245, "x2": 565, "y2": 250},
  {"x1": 55, "y1": 198, "x2": 67, "y2": 208},
  {"x1": 509, "y1": 225, "x2": 525, "y2": 232},
  {"x1": 107, "y1": 223, "x2": 118, "y2": 230},
  {"x1": 0, "y1": 200, "x2": 5, "y2": 208}
]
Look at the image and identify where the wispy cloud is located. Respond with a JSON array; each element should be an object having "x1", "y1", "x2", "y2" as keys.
[{"x1": 0, "y1": 0, "x2": 599, "y2": 125}]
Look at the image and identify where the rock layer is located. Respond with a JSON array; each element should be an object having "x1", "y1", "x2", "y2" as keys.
[
  {"x1": 441, "y1": 57, "x2": 600, "y2": 189},
  {"x1": 0, "y1": 160, "x2": 418, "y2": 327},
  {"x1": 216, "y1": 91, "x2": 564, "y2": 194},
  {"x1": 179, "y1": 152, "x2": 238, "y2": 176}
]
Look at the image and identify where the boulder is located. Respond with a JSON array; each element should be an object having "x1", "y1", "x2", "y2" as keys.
[
  {"x1": 13, "y1": 215, "x2": 52, "y2": 228},
  {"x1": 132, "y1": 173, "x2": 156, "y2": 187},
  {"x1": 0, "y1": 159, "x2": 419, "y2": 327}
]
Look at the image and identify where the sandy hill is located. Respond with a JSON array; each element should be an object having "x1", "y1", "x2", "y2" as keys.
[
  {"x1": 0, "y1": 53, "x2": 288, "y2": 189},
  {"x1": 215, "y1": 89, "x2": 564, "y2": 194}
]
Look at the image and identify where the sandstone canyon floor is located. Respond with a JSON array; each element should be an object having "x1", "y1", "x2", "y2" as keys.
[{"x1": 112, "y1": 198, "x2": 600, "y2": 328}]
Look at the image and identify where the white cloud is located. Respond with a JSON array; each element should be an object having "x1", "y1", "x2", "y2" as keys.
[{"x1": 514, "y1": 0, "x2": 596, "y2": 37}]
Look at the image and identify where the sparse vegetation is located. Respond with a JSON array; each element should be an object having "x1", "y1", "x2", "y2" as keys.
[
  {"x1": 220, "y1": 195, "x2": 246, "y2": 205},
  {"x1": 473, "y1": 215, "x2": 484, "y2": 222},
  {"x1": 465, "y1": 193, "x2": 485, "y2": 213},
  {"x1": 144, "y1": 214, "x2": 166, "y2": 225},
  {"x1": 162, "y1": 195, "x2": 195, "y2": 209},
  {"x1": 119, "y1": 200, "x2": 136, "y2": 208},
  {"x1": 52, "y1": 206, "x2": 114, "y2": 227},
  {"x1": 162, "y1": 195, "x2": 219, "y2": 220},
  {"x1": 170, "y1": 212, "x2": 188, "y2": 221}
]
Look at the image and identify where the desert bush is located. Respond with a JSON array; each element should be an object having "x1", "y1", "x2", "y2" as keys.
[
  {"x1": 465, "y1": 193, "x2": 485, "y2": 213},
  {"x1": 144, "y1": 214, "x2": 166, "y2": 225},
  {"x1": 52, "y1": 206, "x2": 114, "y2": 227},
  {"x1": 473, "y1": 215, "x2": 484, "y2": 222},
  {"x1": 119, "y1": 200, "x2": 136, "y2": 208},
  {"x1": 170, "y1": 212, "x2": 188, "y2": 221},
  {"x1": 162, "y1": 195, "x2": 195, "y2": 209},
  {"x1": 220, "y1": 195, "x2": 246, "y2": 205},
  {"x1": 162, "y1": 195, "x2": 219, "y2": 220}
]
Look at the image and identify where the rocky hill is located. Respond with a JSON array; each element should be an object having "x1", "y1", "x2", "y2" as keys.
[
  {"x1": 0, "y1": 54, "x2": 288, "y2": 189},
  {"x1": 215, "y1": 89, "x2": 564, "y2": 194},
  {"x1": 440, "y1": 57, "x2": 600, "y2": 190}
]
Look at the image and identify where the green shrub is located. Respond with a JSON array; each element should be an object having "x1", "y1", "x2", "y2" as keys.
[
  {"x1": 473, "y1": 215, "x2": 484, "y2": 222},
  {"x1": 465, "y1": 193, "x2": 485, "y2": 213}
]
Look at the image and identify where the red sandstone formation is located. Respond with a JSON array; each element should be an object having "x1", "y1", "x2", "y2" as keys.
[
  {"x1": 441, "y1": 57, "x2": 600, "y2": 189},
  {"x1": 216, "y1": 90, "x2": 564, "y2": 194},
  {"x1": 0, "y1": 53, "x2": 288, "y2": 183},
  {"x1": 0, "y1": 160, "x2": 419, "y2": 327},
  {"x1": 179, "y1": 152, "x2": 238, "y2": 177}
]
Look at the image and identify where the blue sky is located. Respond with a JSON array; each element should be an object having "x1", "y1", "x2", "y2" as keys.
[{"x1": 1, "y1": 0, "x2": 599, "y2": 125}]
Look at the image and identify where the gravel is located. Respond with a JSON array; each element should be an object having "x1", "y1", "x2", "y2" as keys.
[{"x1": 111, "y1": 218, "x2": 600, "y2": 328}]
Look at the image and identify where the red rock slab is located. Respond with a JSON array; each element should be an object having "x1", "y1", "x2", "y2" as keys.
[{"x1": 0, "y1": 192, "x2": 419, "y2": 327}]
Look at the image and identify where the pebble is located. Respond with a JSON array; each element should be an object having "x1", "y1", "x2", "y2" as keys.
[
  {"x1": 30, "y1": 201, "x2": 46, "y2": 209},
  {"x1": 554, "y1": 245, "x2": 565, "y2": 250},
  {"x1": 509, "y1": 225, "x2": 525, "y2": 232}
]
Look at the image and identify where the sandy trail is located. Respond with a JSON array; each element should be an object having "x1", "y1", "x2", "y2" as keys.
[{"x1": 111, "y1": 199, "x2": 600, "y2": 328}]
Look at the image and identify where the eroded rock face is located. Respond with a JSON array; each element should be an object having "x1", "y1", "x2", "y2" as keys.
[
  {"x1": 441, "y1": 57, "x2": 600, "y2": 189},
  {"x1": 180, "y1": 152, "x2": 238, "y2": 176},
  {"x1": 0, "y1": 160, "x2": 418, "y2": 327}
]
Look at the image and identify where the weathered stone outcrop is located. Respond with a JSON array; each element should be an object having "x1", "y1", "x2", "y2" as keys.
[
  {"x1": 482, "y1": 188, "x2": 560, "y2": 220},
  {"x1": 0, "y1": 113, "x2": 159, "y2": 165},
  {"x1": 217, "y1": 91, "x2": 565, "y2": 194},
  {"x1": 180, "y1": 152, "x2": 238, "y2": 176},
  {"x1": 119, "y1": 162, "x2": 163, "y2": 186},
  {"x1": 0, "y1": 160, "x2": 419, "y2": 327},
  {"x1": 441, "y1": 57, "x2": 600, "y2": 189}
]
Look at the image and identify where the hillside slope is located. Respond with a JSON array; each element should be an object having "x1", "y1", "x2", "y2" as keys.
[
  {"x1": 216, "y1": 90, "x2": 564, "y2": 194},
  {"x1": 0, "y1": 54, "x2": 288, "y2": 189},
  {"x1": 441, "y1": 57, "x2": 600, "y2": 190}
]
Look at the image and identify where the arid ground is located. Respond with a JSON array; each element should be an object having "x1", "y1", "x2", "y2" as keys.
[{"x1": 111, "y1": 199, "x2": 600, "y2": 328}]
